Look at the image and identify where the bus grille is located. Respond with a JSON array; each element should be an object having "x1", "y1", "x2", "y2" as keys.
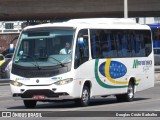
[
  {"x1": 11, "y1": 64, "x2": 61, "y2": 78},
  {"x1": 20, "y1": 89, "x2": 69, "y2": 98}
]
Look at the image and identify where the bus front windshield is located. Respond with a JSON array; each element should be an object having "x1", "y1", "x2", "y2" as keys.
[{"x1": 13, "y1": 28, "x2": 75, "y2": 67}]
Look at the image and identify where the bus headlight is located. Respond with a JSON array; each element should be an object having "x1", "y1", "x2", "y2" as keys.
[
  {"x1": 54, "y1": 78, "x2": 73, "y2": 85},
  {"x1": 10, "y1": 80, "x2": 23, "y2": 87}
]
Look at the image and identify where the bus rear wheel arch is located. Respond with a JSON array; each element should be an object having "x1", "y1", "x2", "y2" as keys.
[{"x1": 116, "y1": 79, "x2": 135, "y2": 102}]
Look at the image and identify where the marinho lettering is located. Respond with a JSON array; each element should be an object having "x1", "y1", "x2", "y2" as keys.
[{"x1": 133, "y1": 59, "x2": 152, "y2": 69}]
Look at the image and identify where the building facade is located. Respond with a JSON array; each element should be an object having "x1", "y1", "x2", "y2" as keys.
[{"x1": 0, "y1": 21, "x2": 24, "y2": 54}]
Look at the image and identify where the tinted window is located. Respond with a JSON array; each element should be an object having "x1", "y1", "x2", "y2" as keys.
[{"x1": 90, "y1": 29, "x2": 152, "y2": 58}]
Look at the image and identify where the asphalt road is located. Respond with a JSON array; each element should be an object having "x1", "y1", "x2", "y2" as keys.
[{"x1": 0, "y1": 81, "x2": 160, "y2": 119}]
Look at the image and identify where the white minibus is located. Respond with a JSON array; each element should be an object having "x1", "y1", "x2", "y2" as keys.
[{"x1": 10, "y1": 18, "x2": 154, "y2": 108}]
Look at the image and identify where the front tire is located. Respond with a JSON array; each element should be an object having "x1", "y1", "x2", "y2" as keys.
[
  {"x1": 23, "y1": 100, "x2": 37, "y2": 108},
  {"x1": 75, "y1": 86, "x2": 90, "y2": 107},
  {"x1": 116, "y1": 81, "x2": 134, "y2": 102}
]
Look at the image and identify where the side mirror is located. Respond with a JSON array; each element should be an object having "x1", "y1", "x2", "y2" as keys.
[{"x1": 78, "y1": 37, "x2": 85, "y2": 47}]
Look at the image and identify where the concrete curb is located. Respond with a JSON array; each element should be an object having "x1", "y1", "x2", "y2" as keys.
[{"x1": 0, "y1": 83, "x2": 9, "y2": 86}]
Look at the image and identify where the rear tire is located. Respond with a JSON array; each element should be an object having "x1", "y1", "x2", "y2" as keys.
[
  {"x1": 116, "y1": 81, "x2": 134, "y2": 102},
  {"x1": 23, "y1": 100, "x2": 37, "y2": 108},
  {"x1": 75, "y1": 86, "x2": 90, "y2": 107}
]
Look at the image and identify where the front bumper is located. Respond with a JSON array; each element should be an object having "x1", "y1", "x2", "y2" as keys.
[{"x1": 12, "y1": 89, "x2": 74, "y2": 100}]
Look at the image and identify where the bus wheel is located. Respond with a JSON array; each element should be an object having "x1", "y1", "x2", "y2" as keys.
[
  {"x1": 75, "y1": 86, "x2": 90, "y2": 107},
  {"x1": 23, "y1": 100, "x2": 37, "y2": 108},
  {"x1": 125, "y1": 81, "x2": 134, "y2": 102},
  {"x1": 116, "y1": 81, "x2": 134, "y2": 102}
]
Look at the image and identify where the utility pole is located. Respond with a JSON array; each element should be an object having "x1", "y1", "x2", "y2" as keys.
[{"x1": 124, "y1": 0, "x2": 128, "y2": 18}]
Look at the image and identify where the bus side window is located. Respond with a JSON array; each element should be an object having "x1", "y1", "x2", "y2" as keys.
[
  {"x1": 116, "y1": 32, "x2": 122, "y2": 57},
  {"x1": 122, "y1": 32, "x2": 128, "y2": 57},
  {"x1": 74, "y1": 29, "x2": 89, "y2": 69},
  {"x1": 110, "y1": 33, "x2": 117, "y2": 58},
  {"x1": 127, "y1": 32, "x2": 132, "y2": 57},
  {"x1": 102, "y1": 44, "x2": 108, "y2": 58},
  {"x1": 130, "y1": 32, "x2": 135, "y2": 56},
  {"x1": 135, "y1": 33, "x2": 145, "y2": 57},
  {"x1": 90, "y1": 30, "x2": 101, "y2": 58},
  {"x1": 139, "y1": 34, "x2": 145, "y2": 56},
  {"x1": 135, "y1": 34, "x2": 139, "y2": 56},
  {"x1": 91, "y1": 35, "x2": 99, "y2": 58},
  {"x1": 106, "y1": 33, "x2": 111, "y2": 57},
  {"x1": 144, "y1": 31, "x2": 152, "y2": 56}
]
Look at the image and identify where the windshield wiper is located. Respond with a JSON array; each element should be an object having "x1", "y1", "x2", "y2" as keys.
[
  {"x1": 47, "y1": 56, "x2": 65, "y2": 67},
  {"x1": 20, "y1": 54, "x2": 41, "y2": 70}
]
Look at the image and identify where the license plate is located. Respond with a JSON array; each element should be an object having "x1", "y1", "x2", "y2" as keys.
[{"x1": 33, "y1": 95, "x2": 45, "y2": 100}]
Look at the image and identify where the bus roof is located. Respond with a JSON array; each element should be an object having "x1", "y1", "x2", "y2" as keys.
[{"x1": 24, "y1": 18, "x2": 150, "y2": 30}]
